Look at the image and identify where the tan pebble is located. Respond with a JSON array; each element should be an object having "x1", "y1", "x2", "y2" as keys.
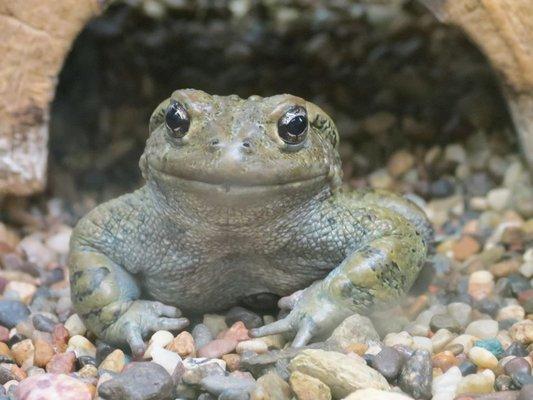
[
  {"x1": 222, "y1": 354, "x2": 241, "y2": 372},
  {"x1": 67, "y1": 335, "x2": 96, "y2": 358},
  {"x1": 468, "y1": 271, "x2": 494, "y2": 301},
  {"x1": 447, "y1": 334, "x2": 477, "y2": 353},
  {"x1": 166, "y1": 331, "x2": 196, "y2": 358},
  {"x1": 258, "y1": 334, "x2": 285, "y2": 350},
  {"x1": 431, "y1": 329, "x2": 456, "y2": 353},
  {"x1": 251, "y1": 372, "x2": 291, "y2": 400},
  {"x1": 33, "y1": 338, "x2": 55, "y2": 368},
  {"x1": 78, "y1": 364, "x2": 98, "y2": 378},
  {"x1": 345, "y1": 343, "x2": 369, "y2": 356},
  {"x1": 468, "y1": 346, "x2": 498, "y2": 369},
  {"x1": 432, "y1": 351, "x2": 458, "y2": 372},
  {"x1": 509, "y1": 320, "x2": 533, "y2": 344},
  {"x1": 99, "y1": 349, "x2": 125, "y2": 373},
  {"x1": 387, "y1": 150, "x2": 415, "y2": 178},
  {"x1": 64, "y1": 314, "x2": 86, "y2": 337},
  {"x1": 452, "y1": 236, "x2": 480, "y2": 261},
  {"x1": 456, "y1": 370, "x2": 495, "y2": 395},
  {"x1": 11, "y1": 339, "x2": 34, "y2": 368},
  {"x1": 465, "y1": 320, "x2": 498, "y2": 339},
  {"x1": 490, "y1": 259, "x2": 521, "y2": 278},
  {"x1": 5, "y1": 281, "x2": 36, "y2": 304},
  {"x1": 497, "y1": 304, "x2": 525, "y2": 321},
  {"x1": 218, "y1": 321, "x2": 250, "y2": 342},
  {"x1": 290, "y1": 370, "x2": 331, "y2": 400},
  {"x1": 0, "y1": 342, "x2": 11, "y2": 357},
  {"x1": 236, "y1": 339, "x2": 268, "y2": 354},
  {"x1": 46, "y1": 351, "x2": 76, "y2": 374}
]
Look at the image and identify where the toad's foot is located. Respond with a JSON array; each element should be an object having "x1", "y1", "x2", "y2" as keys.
[
  {"x1": 102, "y1": 300, "x2": 189, "y2": 356},
  {"x1": 250, "y1": 282, "x2": 351, "y2": 347}
]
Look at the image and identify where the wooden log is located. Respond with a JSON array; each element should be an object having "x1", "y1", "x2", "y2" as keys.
[
  {"x1": 421, "y1": 0, "x2": 533, "y2": 170},
  {"x1": 0, "y1": 0, "x2": 106, "y2": 195}
]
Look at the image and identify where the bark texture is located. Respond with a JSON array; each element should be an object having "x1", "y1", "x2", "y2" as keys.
[
  {"x1": 421, "y1": 0, "x2": 533, "y2": 169},
  {"x1": 0, "y1": 0, "x2": 105, "y2": 195}
]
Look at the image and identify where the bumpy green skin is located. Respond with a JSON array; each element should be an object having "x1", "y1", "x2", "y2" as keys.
[{"x1": 69, "y1": 89, "x2": 432, "y2": 354}]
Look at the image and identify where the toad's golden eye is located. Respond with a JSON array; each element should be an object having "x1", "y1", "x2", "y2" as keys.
[
  {"x1": 165, "y1": 101, "x2": 190, "y2": 138},
  {"x1": 277, "y1": 105, "x2": 308, "y2": 145}
]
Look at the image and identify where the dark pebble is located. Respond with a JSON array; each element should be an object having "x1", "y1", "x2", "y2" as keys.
[
  {"x1": 512, "y1": 372, "x2": 533, "y2": 389},
  {"x1": 499, "y1": 318, "x2": 519, "y2": 330},
  {"x1": 77, "y1": 355, "x2": 97, "y2": 369},
  {"x1": 398, "y1": 349, "x2": 432, "y2": 400},
  {"x1": 473, "y1": 298, "x2": 500, "y2": 316},
  {"x1": 430, "y1": 313, "x2": 461, "y2": 333},
  {"x1": 362, "y1": 353, "x2": 375, "y2": 365},
  {"x1": 505, "y1": 342, "x2": 529, "y2": 358},
  {"x1": 430, "y1": 178, "x2": 455, "y2": 198},
  {"x1": 96, "y1": 341, "x2": 115, "y2": 364},
  {"x1": 0, "y1": 365, "x2": 17, "y2": 385},
  {"x1": 7, "y1": 333, "x2": 25, "y2": 347},
  {"x1": 393, "y1": 344, "x2": 415, "y2": 361},
  {"x1": 0, "y1": 300, "x2": 30, "y2": 328},
  {"x1": 371, "y1": 346, "x2": 403, "y2": 380},
  {"x1": 459, "y1": 360, "x2": 477, "y2": 376},
  {"x1": 0, "y1": 356, "x2": 14, "y2": 365},
  {"x1": 495, "y1": 374, "x2": 514, "y2": 391},
  {"x1": 505, "y1": 357, "x2": 532, "y2": 376},
  {"x1": 98, "y1": 362, "x2": 173, "y2": 400},
  {"x1": 41, "y1": 267, "x2": 65, "y2": 286},
  {"x1": 32, "y1": 314, "x2": 57, "y2": 333},
  {"x1": 519, "y1": 384, "x2": 533, "y2": 400},
  {"x1": 225, "y1": 307, "x2": 262, "y2": 329},
  {"x1": 508, "y1": 275, "x2": 531, "y2": 296}
]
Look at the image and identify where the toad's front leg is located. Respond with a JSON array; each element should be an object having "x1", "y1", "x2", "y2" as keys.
[
  {"x1": 251, "y1": 231, "x2": 426, "y2": 346},
  {"x1": 69, "y1": 243, "x2": 188, "y2": 356}
]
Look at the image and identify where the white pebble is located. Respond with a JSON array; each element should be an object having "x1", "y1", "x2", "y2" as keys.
[
  {"x1": 383, "y1": 331, "x2": 413, "y2": 347},
  {"x1": 497, "y1": 305, "x2": 525, "y2": 321},
  {"x1": 236, "y1": 339, "x2": 268, "y2": 354},
  {"x1": 144, "y1": 330, "x2": 175, "y2": 359},
  {"x1": 412, "y1": 336, "x2": 433, "y2": 352},
  {"x1": 432, "y1": 366, "x2": 461, "y2": 400},
  {"x1": 151, "y1": 346, "x2": 182, "y2": 375},
  {"x1": 465, "y1": 320, "x2": 498, "y2": 339},
  {"x1": 64, "y1": 314, "x2": 86, "y2": 337}
]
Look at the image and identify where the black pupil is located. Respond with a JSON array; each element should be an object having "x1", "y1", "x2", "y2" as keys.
[
  {"x1": 287, "y1": 116, "x2": 307, "y2": 136},
  {"x1": 165, "y1": 103, "x2": 189, "y2": 135}
]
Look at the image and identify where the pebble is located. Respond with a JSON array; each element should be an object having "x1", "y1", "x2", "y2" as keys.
[
  {"x1": 488, "y1": 187, "x2": 511, "y2": 211},
  {"x1": 218, "y1": 321, "x2": 250, "y2": 342},
  {"x1": 432, "y1": 351, "x2": 457, "y2": 372},
  {"x1": 504, "y1": 342, "x2": 529, "y2": 357},
  {"x1": 398, "y1": 349, "x2": 432, "y2": 400},
  {"x1": 198, "y1": 339, "x2": 238, "y2": 358},
  {"x1": 497, "y1": 305, "x2": 525, "y2": 321},
  {"x1": 51, "y1": 324, "x2": 69, "y2": 353},
  {"x1": 192, "y1": 323, "x2": 214, "y2": 349},
  {"x1": 289, "y1": 370, "x2": 331, "y2": 400},
  {"x1": 251, "y1": 372, "x2": 290, "y2": 400},
  {"x1": 222, "y1": 354, "x2": 241, "y2": 372},
  {"x1": 236, "y1": 339, "x2": 268, "y2": 354},
  {"x1": 98, "y1": 349, "x2": 125, "y2": 373},
  {"x1": 458, "y1": 360, "x2": 477, "y2": 376},
  {"x1": 182, "y1": 358, "x2": 226, "y2": 385},
  {"x1": 456, "y1": 369, "x2": 495, "y2": 395},
  {"x1": 432, "y1": 366, "x2": 462, "y2": 400},
  {"x1": 31, "y1": 314, "x2": 57, "y2": 333},
  {"x1": 151, "y1": 346, "x2": 181, "y2": 375},
  {"x1": 203, "y1": 314, "x2": 228, "y2": 337},
  {"x1": 474, "y1": 338, "x2": 504, "y2": 358},
  {"x1": 4, "y1": 282, "x2": 36, "y2": 304},
  {"x1": 468, "y1": 346, "x2": 498, "y2": 369},
  {"x1": 370, "y1": 346, "x2": 403, "y2": 379},
  {"x1": 343, "y1": 388, "x2": 413, "y2": 400},
  {"x1": 468, "y1": 271, "x2": 495, "y2": 300},
  {"x1": 15, "y1": 373, "x2": 92, "y2": 400},
  {"x1": 430, "y1": 313, "x2": 461, "y2": 333},
  {"x1": 519, "y1": 384, "x2": 533, "y2": 400},
  {"x1": 64, "y1": 314, "x2": 86, "y2": 337},
  {"x1": 447, "y1": 303, "x2": 472, "y2": 328},
  {"x1": 465, "y1": 320, "x2": 499, "y2": 339},
  {"x1": 98, "y1": 362, "x2": 173, "y2": 400},
  {"x1": 504, "y1": 357, "x2": 531, "y2": 376},
  {"x1": 67, "y1": 335, "x2": 96, "y2": 358},
  {"x1": 0, "y1": 301, "x2": 30, "y2": 328},
  {"x1": 453, "y1": 236, "x2": 481, "y2": 261},
  {"x1": 431, "y1": 329, "x2": 456, "y2": 352},
  {"x1": 45, "y1": 351, "x2": 76, "y2": 374},
  {"x1": 325, "y1": 314, "x2": 380, "y2": 350},
  {"x1": 33, "y1": 338, "x2": 55, "y2": 368},
  {"x1": 166, "y1": 331, "x2": 196, "y2": 358},
  {"x1": 289, "y1": 349, "x2": 389, "y2": 398},
  {"x1": 201, "y1": 374, "x2": 256, "y2": 397},
  {"x1": 384, "y1": 331, "x2": 413, "y2": 348},
  {"x1": 225, "y1": 306, "x2": 263, "y2": 329},
  {"x1": 143, "y1": 330, "x2": 174, "y2": 359},
  {"x1": 11, "y1": 339, "x2": 34, "y2": 368},
  {"x1": 509, "y1": 320, "x2": 533, "y2": 344}
]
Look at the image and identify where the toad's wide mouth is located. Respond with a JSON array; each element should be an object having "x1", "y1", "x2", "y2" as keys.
[{"x1": 150, "y1": 168, "x2": 329, "y2": 194}]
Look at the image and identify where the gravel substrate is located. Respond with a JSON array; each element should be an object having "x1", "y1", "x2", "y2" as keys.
[{"x1": 0, "y1": 131, "x2": 531, "y2": 400}]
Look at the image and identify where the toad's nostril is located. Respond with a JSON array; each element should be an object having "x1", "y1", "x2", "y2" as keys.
[
  {"x1": 210, "y1": 139, "x2": 220, "y2": 146},
  {"x1": 242, "y1": 140, "x2": 251, "y2": 148}
]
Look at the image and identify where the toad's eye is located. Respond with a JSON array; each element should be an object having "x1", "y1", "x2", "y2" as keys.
[
  {"x1": 165, "y1": 101, "x2": 190, "y2": 138},
  {"x1": 277, "y1": 105, "x2": 308, "y2": 145}
]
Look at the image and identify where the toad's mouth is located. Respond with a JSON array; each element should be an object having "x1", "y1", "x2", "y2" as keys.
[{"x1": 151, "y1": 168, "x2": 329, "y2": 194}]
